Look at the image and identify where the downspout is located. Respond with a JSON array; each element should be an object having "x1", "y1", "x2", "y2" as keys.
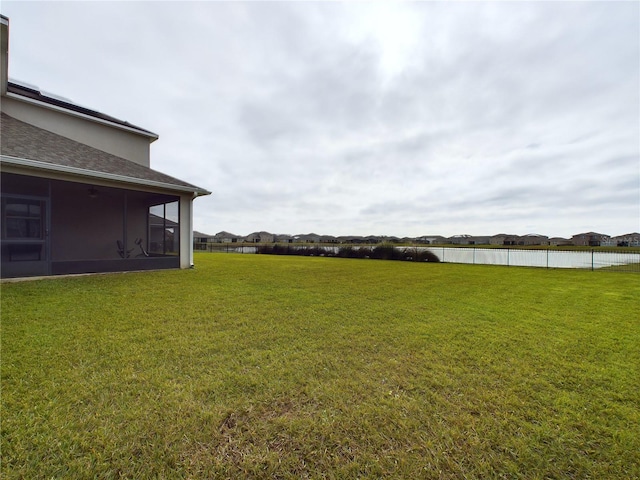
[{"x1": 189, "y1": 192, "x2": 196, "y2": 268}]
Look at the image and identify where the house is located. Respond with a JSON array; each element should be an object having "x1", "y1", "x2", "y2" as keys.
[
  {"x1": 274, "y1": 233, "x2": 294, "y2": 243},
  {"x1": 193, "y1": 231, "x2": 214, "y2": 243},
  {"x1": 611, "y1": 232, "x2": 640, "y2": 247},
  {"x1": 245, "y1": 231, "x2": 274, "y2": 243},
  {"x1": 415, "y1": 235, "x2": 447, "y2": 245},
  {"x1": 214, "y1": 231, "x2": 242, "y2": 243},
  {"x1": 490, "y1": 234, "x2": 519, "y2": 246},
  {"x1": 478, "y1": 236, "x2": 493, "y2": 245},
  {"x1": 599, "y1": 236, "x2": 616, "y2": 247},
  {"x1": 571, "y1": 232, "x2": 610, "y2": 247},
  {"x1": 490, "y1": 234, "x2": 508, "y2": 245},
  {"x1": 0, "y1": 16, "x2": 210, "y2": 278},
  {"x1": 319, "y1": 235, "x2": 338, "y2": 244},
  {"x1": 448, "y1": 234, "x2": 474, "y2": 245},
  {"x1": 193, "y1": 231, "x2": 215, "y2": 250},
  {"x1": 467, "y1": 236, "x2": 491, "y2": 245},
  {"x1": 519, "y1": 234, "x2": 549, "y2": 246},
  {"x1": 449, "y1": 234, "x2": 493, "y2": 245},
  {"x1": 378, "y1": 235, "x2": 402, "y2": 245},
  {"x1": 336, "y1": 236, "x2": 364, "y2": 244},
  {"x1": 548, "y1": 237, "x2": 572, "y2": 246},
  {"x1": 295, "y1": 233, "x2": 321, "y2": 243}
]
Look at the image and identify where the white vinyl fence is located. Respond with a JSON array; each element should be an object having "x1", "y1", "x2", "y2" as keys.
[
  {"x1": 426, "y1": 247, "x2": 640, "y2": 270},
  {"x1": 197, "y1": 243, "x2": 640, "y2": 271}
]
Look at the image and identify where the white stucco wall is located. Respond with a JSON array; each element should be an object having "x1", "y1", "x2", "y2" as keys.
[
  {"x1": 179, "y1": 193, "x2": 195, "y2": 268},
  {"x1": 2, "y1": 95, "x2": 154, "y2": 167}
]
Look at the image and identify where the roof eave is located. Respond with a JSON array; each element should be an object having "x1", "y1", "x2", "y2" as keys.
[
  {"x1": 4, "y1": 91, "x2": 160, "y2": 141},
  {"x1": 1, "y1": 154, "x2": 211, "y2": 196}
]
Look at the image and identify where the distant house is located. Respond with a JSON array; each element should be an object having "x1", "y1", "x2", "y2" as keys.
[
  {"x1": 320, "y1": 235, "x2": 338, "y2": 243},
  {"x1": 193, "y1": 231, "x2": 214, "y2": 243},
  {"x1": 337, "y1": 236, "x2": 364, "y2": 244},
  {"x1": 599, "y1": 236, "x2": 616, "y2": 247},
  {"x1": 449, "y1": 234, "x2": 491, "y2": 245},
  {"x1": 571, "y1": 232, "x2": 610, "y2": 247},
  {"x1": 0, "y1": 16, "x2": 210, "y2": 278},
  {"x1": 380, "y1": 235, "x2": 402, "y2": 244},
  {"x1": 468, "y1": 236, "x2": 491, "y2": 245},
  {"x1": 193, "y1": 231, "x2": 215, "y2": 250},
  {"x1": 319, "y1": 235, "x2": 338, "y2": 244},
  {"x1": 611, "y1": 232, "x2": 640, "y2": 247},
  {"x1": 490, "y1": 234, "x2": 522, "y2": 246},
  {"x1": 448, "y1": 234, "x2": 474, "y2": 245},
  {"x1": 193, "y1": 230, "x2": 215, "y2": 250},
  {"x1": 295, "y1": 233, "x2": 320, "y2": 243},
  {"x1": 519, "y1": 234, "x2": 549, "y2": 246},
  {"x1": 274, "y1": 234, "x2": 294, "y2": 243},
  {"x1": 214, "y1": 231, "x2": 242, "y2": 243},
  {"x1": 245, "y1": 231, "x2": 274, "y2": 243},
  {"x1": 416, "y1": 235, "x2": 447, "y2": 245},
  {"x1": 548, "y1": 237, "x2": 572, "y2": 246},
  {"x1": 490, "y1": 234, "x2": 507, "y2": 245}
]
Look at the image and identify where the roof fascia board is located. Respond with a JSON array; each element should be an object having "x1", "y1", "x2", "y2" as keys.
[
  {"x1": 1, "y1": 154, "x2": 211, "y2": 196},
  {"x1": 4, "y1": 91, "x2": 160, "y2": 141}
]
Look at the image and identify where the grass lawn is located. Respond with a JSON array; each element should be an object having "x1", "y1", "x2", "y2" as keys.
[{"x1": 2, "y1": 253, "x2": 639, "y2": 479}]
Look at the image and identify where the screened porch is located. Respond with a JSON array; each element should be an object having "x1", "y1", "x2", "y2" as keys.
[{"x1": 1, "y1": 172, "x2": 183, "y2": 278}]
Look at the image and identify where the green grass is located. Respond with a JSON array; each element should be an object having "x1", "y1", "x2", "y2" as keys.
[{"x1": 2, "y1": 254, "x2": 639, "y2": 479}]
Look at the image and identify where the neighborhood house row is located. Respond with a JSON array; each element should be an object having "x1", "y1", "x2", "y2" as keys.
[{"x1": 193, "y1": 231, "x2": 640, "y2": 248}]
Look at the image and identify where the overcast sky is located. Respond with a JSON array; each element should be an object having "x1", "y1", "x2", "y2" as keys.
[{"x1": 2, "y1": 1, "x2": 638, "y2": 238}]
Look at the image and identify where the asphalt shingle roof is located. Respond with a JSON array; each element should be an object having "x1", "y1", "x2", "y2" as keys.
[{"x1": 0, "y1": 112, "x2": 208, "y2": 194}]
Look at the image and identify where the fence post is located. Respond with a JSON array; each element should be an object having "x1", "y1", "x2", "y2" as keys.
[
  {"x1": 592, "y1": 250, "x2": 594, "y2": 271},
  {"x1": 507, "y1": 248, "x2": 510, "y2": 267}
]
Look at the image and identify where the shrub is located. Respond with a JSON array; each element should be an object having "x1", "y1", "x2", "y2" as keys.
[
  {"x1": 371, "y1": 245, "x2": 398, "y2": 260},
  {"x1": 405, "y1": 246, "x2": 440, "y2": 262},
  {"x1": 258, "y1": 243, "x2": 439, "y2": 262},
  {"x1": 337, "y1": 246, "x2": 370, "y2": 259}
]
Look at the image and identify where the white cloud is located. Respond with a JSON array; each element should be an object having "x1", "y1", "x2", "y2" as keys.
[{"x1": 2, "y1": 1, "x2": 638, "y2": 238}]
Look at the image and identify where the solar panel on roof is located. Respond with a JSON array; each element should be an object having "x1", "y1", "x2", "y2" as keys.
[
  {"x1": 8, "y1": 77, "x2": 39, "y2": 91},
  {"x1": 40, "y1": 90, "x2": 74, "y2": 104}
]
